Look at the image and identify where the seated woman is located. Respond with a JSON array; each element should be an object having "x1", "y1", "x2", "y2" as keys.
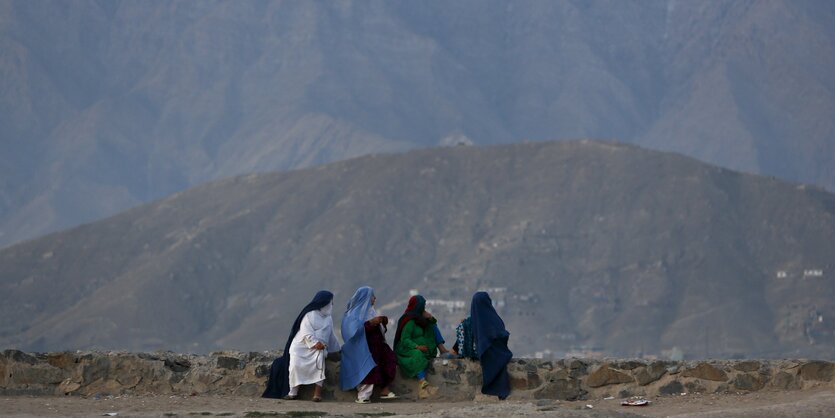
[
  {"x1": 452, "y1": 316, "x2": 478, "y2": 360},
  {"x1": 340, "y1": 286, "x2": 398, "y2": 404},
  {"x1": 262, "y1": 290, "x2": 341, "y2": 401},
  {"x1": 468, "y1": 291, "x2": 513, "y2": 400},
  {"x1": 393, "y1": 295, "x2": 449, "y2": 396}
]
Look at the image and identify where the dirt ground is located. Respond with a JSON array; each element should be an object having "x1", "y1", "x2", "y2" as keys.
[{"x1": 2, "y1": 389, "x2": 835, "y2": 417}]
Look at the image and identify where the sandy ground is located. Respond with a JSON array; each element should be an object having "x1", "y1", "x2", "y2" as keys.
[{"x1": 2, "y1": 389, "x2": 835, "y2": 417}]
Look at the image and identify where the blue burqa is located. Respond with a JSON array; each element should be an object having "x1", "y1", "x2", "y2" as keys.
[
  {"x1": 339, "y1": 286, "x2": 376, "y2": 390},
  {"x1": 471, "y1": 291, "x2": 512, "y2": 399},
  {"x1": 262, "y1": 290, "x2": 334, "y2": 399}
]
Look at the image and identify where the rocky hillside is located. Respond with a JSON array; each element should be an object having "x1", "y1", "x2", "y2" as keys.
[
  {"x1": 0, "y1": 141, "x2": 833, "y2": 358},
  {"x1": 1, "y1": 0, "x2": 834, "y2": 247}
]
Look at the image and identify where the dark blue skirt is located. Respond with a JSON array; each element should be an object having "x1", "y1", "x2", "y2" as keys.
[{"x1": 480, "y1": 339, "x2": 512, "y2": 399}]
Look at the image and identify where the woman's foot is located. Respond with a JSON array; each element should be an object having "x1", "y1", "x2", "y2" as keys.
[
  {"x1": 312, "y1": 385, "x2": 322, "y2": 402},
  {"x1": 379, "y1": 391, "x2": 398, "y2": 400},
  {"x1": 418, "y1": 381, "x2": 438, "y2": 399}
]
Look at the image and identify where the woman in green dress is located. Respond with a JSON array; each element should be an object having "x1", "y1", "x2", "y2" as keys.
[{"x1": 393, "y1": 295, "x2": 444, "y2": 393}]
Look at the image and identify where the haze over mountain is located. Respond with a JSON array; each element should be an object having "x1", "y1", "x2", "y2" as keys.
[
  {"x1": 1, "y1": 141, "x2": 833, "y2": 359},
  {"x1": 2, "y1": 0, "x2": 835, "y2": 248}
]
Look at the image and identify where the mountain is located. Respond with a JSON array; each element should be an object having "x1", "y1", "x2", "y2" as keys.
[
  {"x1": 1, "y1": 140, "x2": 833, "y2": 359},
  {"x1": 1, "y1": 0, "x2": 835, "y2": 248}
]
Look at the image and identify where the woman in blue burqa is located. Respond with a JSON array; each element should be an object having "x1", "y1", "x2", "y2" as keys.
[
  {"x1": 460, "y1": 291, "x2": 513, "y2": 400},
  {"x1": 340, "y1": 286, "x2": 398, "y2": 403},
  {"x1": 262, "y1": 290, "x2": 340, "y2": 401}
]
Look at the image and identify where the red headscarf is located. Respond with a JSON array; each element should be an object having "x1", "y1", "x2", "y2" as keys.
[{"x1": 393, "y1": 295, "x2": 428, "y2": 348}]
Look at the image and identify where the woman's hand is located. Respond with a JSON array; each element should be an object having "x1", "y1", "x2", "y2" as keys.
[
  {"x1": 313, "y1": 341, "x2": 326, "y2": 350},
  {"x1": 416, "y1": 345, "x2": 428, "y2": 352}
]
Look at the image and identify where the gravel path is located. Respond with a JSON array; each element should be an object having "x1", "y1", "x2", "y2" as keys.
[{"x1": 2, "y1": 389, "x2": 834, "y2": 417}]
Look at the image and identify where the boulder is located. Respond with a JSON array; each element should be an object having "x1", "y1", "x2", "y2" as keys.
[
  {"x1": 659, "y1": 380, "x2": 684, "y2": 395},
  {"x1": 566, "y1": 359, "x2": 588, "y2": 378},
  {"x1": 732, "y1": 373, "x2": 766, "y2": 391},
  {"x1": 3, "y1": 350, "x2": 37, "y2": 365},
  {"x1": 9, "y1": 364, "x2": 65, "y2": 385},
  {"x1": 534, "y1": 374, "x2": 586, "y2": 401},
  {"x1": 614, "y1": 360, "x2": 644, "y2": 370},
  {"x1": 510, "y1": 370, "x2": 542, "y2": 390},
  {"x1": 0, "y1": 358, "x2": 7, "y2": 386},
  {"x1": 681, "y1": 363, "x2": 727, "y2": 382},
  {"x1": 685, "y1": 380, "x2": 707, "y2": 393},
  {"x1": 56, "y1": 379, "x2": 82, "y2": 395},
  {"x1": 215, "y1": 356, "x2": 244, "y2": 370},
  {"x1": 799, "y1": 361, "x2": 833, "y2": 382},
  {"x1": 634, "y1": 361, "x2": 667, "y2": 386},
  {"x1": 586, "y1": 364, "x2": 634, "y2": 387},
  {"x1": 771, "y1": 371, "x2": 801, "y2": 390},
  {"x1": 46, "y1": 352, "x2": 77, "y2": 370},
  {"x1": 733, "y1": 360, "x2": 761, "y2": 372}
]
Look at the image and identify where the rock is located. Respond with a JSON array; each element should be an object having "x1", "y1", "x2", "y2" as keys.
[
  {"x1": 80, "y1": 356, "x2": 111, "y2": 384},
  {"x1": 3, "y1": 350, "x2": 37, "y2": 365},
  {"x1": 614, "y1": 360, "x2": 644, "y2": 370},
  {"x1": 566, "y1": 359, "x2": 588, "y2": 378},
  {"x1": 586, "y1": 364, "x2": 634, "y2": 388},
  {"x1": 659, "y1": 380, "x2": 684, "y2": 395},
  {"x1": 216, "y1": 356, "x2": 243, "y2": 370},
  {"x1": 771, "y1": 371, "x2": 801, "y2": 390},
  {"x1": 46, "y1": 352, "x2": 77, "y2": 370},
  {"x1": 234, "y1": 382, "x2": 262, "y2": 397},
  {"x1": 0, "y1": 359, "x2": 7, "y2": 387},
  {"x1": 733, "y1": 360, "x2": 761, "y2": 372},
  {"x1": 799, "y1": 361, "x2": 833, "y2": 382},
  {"x1": 685, "y1": 380, "x2": 706, "y2": 393},
  {"x1": 164, "y1": 357, "x2": 191, "y2": 373},
  {"x1": 9, "y1": 364, "x2": 65, "y2": 385},
  {"x1": 254, "y1": 364, "x2": 270, "y2": 378},
  {"x1": 56, "y1": 378, "x2": 82, "y2": 395},
  {"x1": 681, "y1": 363, "x2": 728, "y2": 382},
  {"x1": 634, "y1": 361, "x2": 667, "y2": 386},
  {"x1": 526, "y1": 371, "x2": 542, "y2": 389},
  {"x1": 533, "y1": 376, "x2": 586, "y2": 401},
  {"x1": 732, "y1": 373, "x2": 766, "y2": 391},
  {"x1": 510, "y1": 370, "x2": 542, "y2": 390}
]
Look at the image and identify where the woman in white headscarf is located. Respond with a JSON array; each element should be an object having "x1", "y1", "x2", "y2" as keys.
[{"x1": 286, "y1": 295, "x2": 341, "y2": 401}]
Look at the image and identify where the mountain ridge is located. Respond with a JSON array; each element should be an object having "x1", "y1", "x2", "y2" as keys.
[{"x1": 1, "y1": 0, "x2": 834, "y2": 247}]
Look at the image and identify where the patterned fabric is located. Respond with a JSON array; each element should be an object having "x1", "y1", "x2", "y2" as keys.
[{"x1": 455, "y1": 318, "x2": 478, "y2": 359}]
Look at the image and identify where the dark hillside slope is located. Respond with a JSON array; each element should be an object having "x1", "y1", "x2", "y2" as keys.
[{"x1": 0, "y1": 141, "x2": 833, "y2": 358}]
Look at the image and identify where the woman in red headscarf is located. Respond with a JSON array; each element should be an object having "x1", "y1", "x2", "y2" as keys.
[{"x1": 393, "y1": 295, "x2": 448, "y2": 396}]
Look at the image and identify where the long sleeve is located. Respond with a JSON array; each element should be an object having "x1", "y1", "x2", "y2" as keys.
[
  {"x1": 297, "y1": 314, "x2": 319, "y2": 348},
  {"x1": 327, "y1": 319, "x2": 341, "y2": 352},
  {"x1": 399, "y1": 320, "x2": 418, "y2": 350}
]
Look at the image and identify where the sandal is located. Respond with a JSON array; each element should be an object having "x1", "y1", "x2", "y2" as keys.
[
  {"x1": 282, "y1": 394, "x2": 298, "y2": 400},
  {"x1": 380, "y1": 392, "x2": 398, "y2": 400},
  {"x1": 354, "y1": 398, "x2": 371, "y2": 404},
  {"x1": 312, "y1": 396, "x2": 322, "y2": 402}
]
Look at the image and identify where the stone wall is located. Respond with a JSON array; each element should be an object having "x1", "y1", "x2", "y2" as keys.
[{"x1": 1, "y1": 350, "x2": 833, "y2": 401}]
